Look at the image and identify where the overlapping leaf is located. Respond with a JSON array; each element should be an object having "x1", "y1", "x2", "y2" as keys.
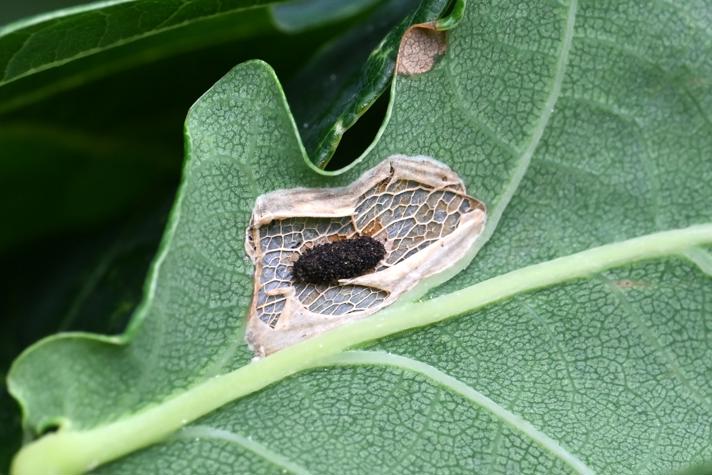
[{"x1": 9, "y1": 1, "x2": 712, "y2": 474}]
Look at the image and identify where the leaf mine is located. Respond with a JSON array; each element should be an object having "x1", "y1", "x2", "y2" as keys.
[
  {"x1": 244, "y1": 155, "x2": 486, "y2": 356},
  {"x1": 396, "y1": 24, "x2": 448, "y2": 75}
]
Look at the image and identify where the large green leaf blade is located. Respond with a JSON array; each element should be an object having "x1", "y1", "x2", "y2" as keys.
[{"x1": 9, "y1": 1, "x2": 712, "y2": 474}]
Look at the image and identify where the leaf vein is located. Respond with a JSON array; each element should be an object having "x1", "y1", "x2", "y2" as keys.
[
  {"x1": 468, "y1": 0, "x2": 578, "y2": 256},
  {"x1": 599, "y1": 275, "x2": 712, "y2": 412},
  {"x1": 443, "y1": 61, "x2": 521, "y2": 159},
  {"x1": 0, "y1": 2, "x2": 258, "y2": 87},
  {"x1": 682, "y1": 247, "x2": 712, "y2": 276},
  {"x1": 14, "y1": 224, "x2": 712, "y2": 474},
  {"x1": 177, "y1": 425, "x2": 313, "y2": 475},
  {"x1": 323, "y1": 350, "x2": 594, "y2": 475}
]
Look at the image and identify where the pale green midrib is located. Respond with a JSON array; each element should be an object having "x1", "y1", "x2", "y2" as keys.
[
  {"x1": 177, "y1": 425, "x2": 312, "y2": 475},
  {"x1": 683, "y1": 247, "x2": 712, "y2": 275},
  {"x1": 10, "y1": 224, "x2": 712, "y2": 475},
  {"x1": 323, "y1": 351, "x2": 593, "y2": 475}
]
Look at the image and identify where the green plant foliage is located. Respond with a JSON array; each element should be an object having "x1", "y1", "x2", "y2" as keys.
[
  {"x1": 0, "y1": 0, "x2": 279, "y2": 110},
  {"x1": 286, "y1": 0, "x2": 450, "y2": 167},
  {"x1": 7, "y1": 1, "x2": 712, "y2": 474},
  {"x1": 272, "y1": 0, "x2": 383, "y2": 32}
]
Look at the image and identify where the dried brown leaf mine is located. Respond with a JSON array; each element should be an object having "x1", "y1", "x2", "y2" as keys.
[{"x1": 245, "y1": 155, "x2": 486, "y2": 356}]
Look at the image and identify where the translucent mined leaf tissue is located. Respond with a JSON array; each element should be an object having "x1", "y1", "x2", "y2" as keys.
[{"x1": 245, "y1": 155, "x2": 487, "y2": 355}]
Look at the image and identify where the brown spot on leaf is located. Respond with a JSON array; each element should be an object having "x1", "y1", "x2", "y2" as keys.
[
  {"x1": 613, "y1": 279, "x2": 648, "y2": 289},
  {"x1": 396, "y1": 24, "x2": 447, "y2": 76}
]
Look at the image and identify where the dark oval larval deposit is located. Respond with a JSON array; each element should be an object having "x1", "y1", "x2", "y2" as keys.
[{"x1": 293, "y1": 236, "x2": 386, "y2": 284}]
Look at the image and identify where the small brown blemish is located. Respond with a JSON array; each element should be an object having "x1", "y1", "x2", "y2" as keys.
[
  {"x1": 397, "y1": 24, "x2": 447, "y2": 76},
  {"x1": 613, "y1": 279, "x2": 648, "y2": 289}
]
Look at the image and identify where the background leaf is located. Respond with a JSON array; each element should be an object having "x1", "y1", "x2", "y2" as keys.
[
  {"x1": 0, "y1": 0, "x2": 279, "y2": 108},
  {"x1": 8, "y1": 1, "x2": 712, "y2": 474},
  {"x1": 272, "y1": 0, "x2": 383, "y2": 32}
]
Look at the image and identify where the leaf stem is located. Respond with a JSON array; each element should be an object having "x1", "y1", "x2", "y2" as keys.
[{"x1": 12, "y1": 223, "x2": 712, "y2": 475}]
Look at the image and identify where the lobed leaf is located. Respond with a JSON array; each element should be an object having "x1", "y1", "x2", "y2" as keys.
[{"x1": 8, "y1": 1, "x2": 712, "y2": 474}]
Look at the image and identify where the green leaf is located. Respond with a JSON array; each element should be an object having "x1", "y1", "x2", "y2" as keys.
[
  {"x1": 286, "y1": 0, "x2": 451, "y2": 167},
  {"x1": 0, "y1": 0, "x2": 275, "y2": 112},
  {"x1": 0, "y1": 0, "x2": 418, "y2": 467},
  {"x1": 272, "y1": 0, "x2": 383, "y2": 32},
  {"x1": 9, "y1": 1, "x2": 712, "y2": 474}
]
